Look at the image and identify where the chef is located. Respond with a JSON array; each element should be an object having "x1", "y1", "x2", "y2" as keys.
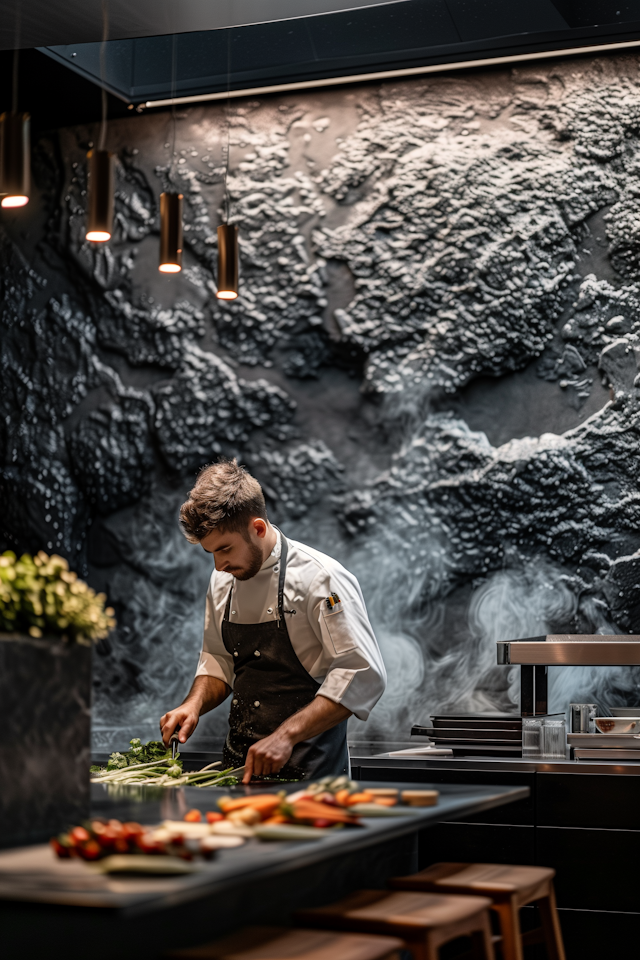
[{"x1": 160, "y1": 457, "x2": 386, "y2": 784}]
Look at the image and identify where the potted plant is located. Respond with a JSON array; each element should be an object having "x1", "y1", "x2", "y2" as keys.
[{"x1": 0, "y1": 551, "x2": 115, "y2": 848}]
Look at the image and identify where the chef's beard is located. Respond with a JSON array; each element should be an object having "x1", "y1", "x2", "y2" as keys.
[{"x1": 228, "y1": 541, "x2": 264, "y2": 581}]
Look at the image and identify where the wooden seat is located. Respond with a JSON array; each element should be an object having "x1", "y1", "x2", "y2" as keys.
[
  {"x1": 165, "y1": 925, "x2": 404, "y2": 960},
  {"x1": 295, "y1": 888, "x2": 495, "y2": 960},
  {"x1": 390, "y1": 863, "x2": 565, "y2": 960}
]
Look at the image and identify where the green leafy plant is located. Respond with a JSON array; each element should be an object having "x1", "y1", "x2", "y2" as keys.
[{"x1": 0, "y1": 550, "x2": 116, "y2": 644}]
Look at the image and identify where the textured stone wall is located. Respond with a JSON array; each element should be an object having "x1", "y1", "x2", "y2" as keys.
[{"x1": 3, "y1": 54, "x2": 640, "y2": 750}]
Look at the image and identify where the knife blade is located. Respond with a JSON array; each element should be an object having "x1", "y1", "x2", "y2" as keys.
[{"x1": 170, "y1": 732, "x2": 180, "y2": 760}]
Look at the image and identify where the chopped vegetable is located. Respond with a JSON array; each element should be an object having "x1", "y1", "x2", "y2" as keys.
[
  {"x1": 184, "y1": 809, "x2": 202, "y2": 822},
  {"x1": 347, "y1": 803, "x2": 423, "y2": 817},
  {"x1": 286, "y1": 799, "x2": 360, "y2": 825},
  {"x1": 401, "y1": 789, "x2": 439, "y2": 807}
]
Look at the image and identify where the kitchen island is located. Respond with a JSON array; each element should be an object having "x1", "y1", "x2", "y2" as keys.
[
  {"x1": 0, "y1": 779, "x2": 527, "y2": 960},
  {"x1": 351, "y1": 752, "x2": 640, "y2": 960}
]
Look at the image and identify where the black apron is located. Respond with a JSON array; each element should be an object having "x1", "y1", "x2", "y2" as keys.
[{"x1": 221, "y1": 530, "x2": 349, "y2": 781}]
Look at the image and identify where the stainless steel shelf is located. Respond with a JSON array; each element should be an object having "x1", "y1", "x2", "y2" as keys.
[{"x1": 497, "y1": 635, "x2": 640, "y2": 666}]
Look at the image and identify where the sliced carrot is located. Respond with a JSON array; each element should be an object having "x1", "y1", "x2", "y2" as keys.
[
  {"x1": 372, "y1": 797, "x2": 397, "y2": 807},
  {"x1": 334, "y1": 789, "x2": 352, "y2": 807},
  {"x1": 345, "y1": 791, "x2": 374, "y2": 806},
  {"x1": 219, "y1": 795, "x2": 282, "y2": 817},
  {"x1": 289, "y1": 800, "x2": 359, "y2": 824},
  {"x1": 262, "y1": 814, "x2": 289, "y2": 825}
]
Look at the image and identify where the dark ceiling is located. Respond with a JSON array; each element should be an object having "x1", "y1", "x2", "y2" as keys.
[{"x1": 38, "y1": 0, "x2": 640, "y2": 107}]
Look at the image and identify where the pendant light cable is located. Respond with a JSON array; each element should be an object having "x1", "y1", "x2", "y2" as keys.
[
  {"x1": 169, "y1": 32, "x2": 177, "y2": 181},
  {"x1": 11, "y1": 1, "x2": 20, "y2": 114},
  {"x1": 98, "y1": 0, "x2": 109, "y2": 151},
  {"x1": 224, "y1": 27, "x2": 231, "y2": 224}
]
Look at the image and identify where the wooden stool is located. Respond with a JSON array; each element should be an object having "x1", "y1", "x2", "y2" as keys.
[
  {"x1": 165, "y1": 925, "x2": 404, "y2": 960},
  {"x1": 390, "y1": 863, "x2": 565, "y2": 960},
  {"x1": 295, "y1": 888, "x2": 496, "y2": 960}
]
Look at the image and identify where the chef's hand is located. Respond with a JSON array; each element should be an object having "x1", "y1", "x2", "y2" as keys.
[
  {"x1": 160, "y1": 676, "x2": 232, "y2": 747},
  {"x1": 160, "y1": 704, "x2": 200, "y2": 747},
  {"x1": 243, "y1": 729, "x2": 294, "y2": 783}
]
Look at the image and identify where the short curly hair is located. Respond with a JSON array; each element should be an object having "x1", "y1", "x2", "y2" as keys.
[{"x1": 179, "y1": 458, "x2": 268, "y2": 543}]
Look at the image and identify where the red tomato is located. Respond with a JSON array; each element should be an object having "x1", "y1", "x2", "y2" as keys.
[
  {"x1": 184, "y1": 809, "x2": 202, "y2": 822},
  {"x1": 122, "y1": 822, "x2": 144, "y2": 839},
  {"x1": 136, "y1": 835, "x2": 165, "y2": 855},
  {"x1": 205, "y1": 812, "x2": 224, "y2": 823},
  {"x1": 78, "y1": 840, "x2": 102, "y2": 861},
  {"x1": 312, "y1": 819, "x2": 334, "y2": 829},
  {"x1": 69, "y1": 826, "x2": 90, "y2": 845},
  {"x1": 50, "y1": 837, "x2": 71, "y2": 858}
]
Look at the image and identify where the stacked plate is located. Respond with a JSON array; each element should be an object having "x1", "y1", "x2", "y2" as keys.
[
  {"x1": 412, "y1": 714, "x2": 522, "y2": 756},
  {"x1": 570, "y1": 713, "x2": 640, "y2": 760}
]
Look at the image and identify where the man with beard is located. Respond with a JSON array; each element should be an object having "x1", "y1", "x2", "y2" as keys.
[{"x1": 160, "y1": 458, "x2": 386, "y2": 783}]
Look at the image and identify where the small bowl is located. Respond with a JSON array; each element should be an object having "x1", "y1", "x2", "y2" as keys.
[
  {"x1": 595, "y1": 717, "x2": 640, "y2": 734},
  {"x1": 610, "y1": 707, "x2": 640, "y2": 717}
]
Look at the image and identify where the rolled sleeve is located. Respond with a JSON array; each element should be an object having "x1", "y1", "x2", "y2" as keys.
[{"x1": 311, "y1": 570, "x2": 387, "y2": 721}]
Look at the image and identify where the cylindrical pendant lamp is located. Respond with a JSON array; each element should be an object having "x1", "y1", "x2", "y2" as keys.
[
  {"x1": 159, "y1": 191, "x2": 183, "y2": 273},
  {"x1": 0, "y1": 112, "x2": 30, "y2": 208},
  {"x1": 86, "y1": 149, "x2": 114, "y2": 242},
  {"x1": 216, "y1": 223, "x2": 239, "y2": 299}
]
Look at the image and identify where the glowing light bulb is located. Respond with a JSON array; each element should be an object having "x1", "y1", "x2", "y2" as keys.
[{"x1": 1, "y1": 194, "x2": 28, "y2": 208}]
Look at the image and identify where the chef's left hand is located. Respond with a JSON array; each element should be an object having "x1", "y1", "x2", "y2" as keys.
[{"x1": 243, "y1": 730, "x2": 294, "y2": 783}]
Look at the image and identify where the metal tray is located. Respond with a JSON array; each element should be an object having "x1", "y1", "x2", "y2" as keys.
[
  {"x1": 429, "y1": 715, "x2": 522, "y2": 730},
  {"x1": 567, "y1": 734, "x2": 640, "y2": 749},
  {"x1": 420, "y1": 727, "x2": 523, "y2": 742}
]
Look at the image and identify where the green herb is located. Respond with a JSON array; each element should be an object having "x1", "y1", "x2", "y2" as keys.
[{"x1": 91, "y1": 741, "x2": 240, "y2": 789}]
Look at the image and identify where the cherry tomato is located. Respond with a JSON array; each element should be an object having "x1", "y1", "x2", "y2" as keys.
[
  {"x1": 69, "y1": 826, "x2": 90, "y2": 845},
  {"x1": 312, "y1": 819, "x2": 334, "y2": 829},
  {"x1": 78, "y1": 840, "x2": 102, "y2": 861},
  {"x1": 50, "y1": 837, "x2": 71, "y2": 858},
  {"x1": 121, "y1": 822, "x2": 144, "y2": 840},
  {"x1": 184, "y1": 809, "x2": 202, "y2": 822},
  {"x1": 205, "y1": 812, "x2": 224, "y2": 823}
]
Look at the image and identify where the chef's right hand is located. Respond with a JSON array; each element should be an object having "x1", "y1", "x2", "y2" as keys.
[{"x1": 159, "y1": 704, "x2": 199, "y2": 747}]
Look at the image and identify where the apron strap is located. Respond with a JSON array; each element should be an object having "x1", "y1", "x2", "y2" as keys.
[
  {"x1": 274, "y1": 526, "x2": 288, "y2": 628},
  {"x1": 222, "y1": 527, "x2": 289, "y2": 624}
]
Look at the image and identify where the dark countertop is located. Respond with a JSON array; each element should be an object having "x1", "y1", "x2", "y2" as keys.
[
  {"x1": 350, "y1": 752, "x2": 640, "y2": 775},
  {"x1": 0, "y1": 780, "x2": 529, "y2": 915}
]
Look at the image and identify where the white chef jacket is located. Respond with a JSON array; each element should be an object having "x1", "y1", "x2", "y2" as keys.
[{"x1": 195, "y1": 533, "x2": 386, "y2": 721}]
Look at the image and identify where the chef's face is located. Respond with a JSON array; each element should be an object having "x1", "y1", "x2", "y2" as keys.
[{"x1": 200, "y1": 519, "x2": 266, "y2": 581}]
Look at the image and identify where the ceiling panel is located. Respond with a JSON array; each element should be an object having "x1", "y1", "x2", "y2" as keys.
[
  {"x1": 39, "y1": 0, "x2": 640, "y2": 107},
  {"x1": 0, "y1": 0, "x2": 415, "y2": 50}
]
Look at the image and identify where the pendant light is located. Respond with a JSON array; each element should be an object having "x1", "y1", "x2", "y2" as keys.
[
  {"x1": 1, "y1": 44, "x2": 30, "y2": 209},
  {"x1": 216, "y1": 30, "x2": 239, "y2": 300},
  {"x1": 86, "y1": 148, "x2": 114, "y2": 242},
  {"x1": 159, "y1": 190, "x2": 183, "y2": 272},
  {"x1": 159, "y1": 35, "x2": 183, "y2": 273},
  {"x1": 217, "y1": 224, "x2": 238, "y2": 299},
  {"x1": 0, "y1": 111, "x2": 30, "y2": 208},
  {"x1": 86, "y1": 0, "x2": 113, "y2": 243}
]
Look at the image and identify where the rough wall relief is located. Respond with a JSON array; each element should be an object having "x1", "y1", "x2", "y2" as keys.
[{"x1": 3, "y1": 55, "x2": 640, "y2": 749}]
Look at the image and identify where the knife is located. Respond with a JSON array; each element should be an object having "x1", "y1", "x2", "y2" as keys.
[{"x1": 170, "y1": 732, "x2": 180, "y2": 761}]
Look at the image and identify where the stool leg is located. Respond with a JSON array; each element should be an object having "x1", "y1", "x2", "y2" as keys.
[
  {"x1": 492, "y1": 899, "x2": 523, "y2": 960},
  {"x1": 537, "y1": 887, "x2": 566, "y2": 960},
  {"x1": 470, "y1": 911, "x2": 496, "y2": 960}
]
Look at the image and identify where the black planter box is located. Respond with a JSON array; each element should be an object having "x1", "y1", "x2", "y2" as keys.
[{"x1": 0, "y1": 634, "x2": 91, "y2": 848}]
